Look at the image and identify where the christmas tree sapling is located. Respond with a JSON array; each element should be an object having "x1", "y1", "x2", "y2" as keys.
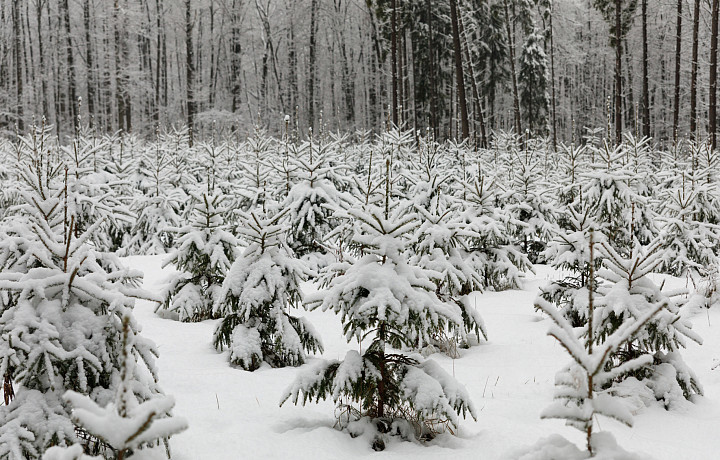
[
  {"x1": 160, "y1": 193, "x2": 238, "y2": 322},
  {"x1": 213, "y1": 210, "x2": 323, "y2": 371},
  {"x1": 281, "y1": 167, "x2": 476, "y2": 450}
]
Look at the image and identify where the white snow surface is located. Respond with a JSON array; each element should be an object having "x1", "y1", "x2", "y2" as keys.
[{"x1": 126, "y1": 256, "x2": 720, "y2": 459}]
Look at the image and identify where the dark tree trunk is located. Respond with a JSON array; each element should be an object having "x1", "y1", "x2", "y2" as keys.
[
  {"x1": 549, "y1": 3, "x2": 558, "y2": 150},
  {"x1": 36, "y1": 0, "x2": 48, "y2": 118},
  {"x1": 711, "y1": 0, "x2": 719, "y2": 150},
  {"x1": 230, "y1": 0, "x2": 243, "y2": 115},
  {"x1": 458, "y1": 4, "x2": 487, "y2": 148},
  {"x1": 84, "y1": 0, "x2": 96, "y2": 125},
  {"x1": 186, "y1": 0, "x2": 196, "y2": 145},
  {"x1": 308, "y1": 0, "x2": 318, "y2": 132},
  {"x1": 615, "y1": 0, "x2": 623, "y2": 145},
  {"x1": 450, "y1": 0, "x2": 469, "y2": 140},
  {"x1": 672, "y1": 0, "x2": 682, "y2": 142},
  {"x1": 503, "y1": 0, "x2": 522, "y2": 137},
  {"x1": 690, "y1": 0, "x2": 701, "y2": 137},
  {"x1": 12, "y1": 0, "x2": 23, "y2": 132},
  {"x1": 391, "y1": 0, "x2": 398, "y2": 127},
  {"x1": 641, "y1": 0, "x2": 650, "y2": 138},
  {"x1": 61, "y1": 0, "x2": 78, "y2": 131}
]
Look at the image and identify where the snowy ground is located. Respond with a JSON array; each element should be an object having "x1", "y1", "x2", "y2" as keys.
[{"x1": 126, "y1": 255, "x2": 720, "y2": 460}]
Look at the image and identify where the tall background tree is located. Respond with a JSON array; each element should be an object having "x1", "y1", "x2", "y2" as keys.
[{"x1": 0, "y1": 0, "x2": 714, "y2": 147}]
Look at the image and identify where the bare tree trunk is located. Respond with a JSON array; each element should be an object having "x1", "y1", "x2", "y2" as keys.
[
  {"x1": 549, "y1": 3, "x2": 558, "y2": 150},
  {"x1": 641, "y1": 0, "x2": 650, "y2": 138},
  {"x1": 711, "y1": 0, "x2": 719, "y2": 150},
  {"x1": 391, "y1": 0, "x2": 398, "y2": 127},
  {"x1": 503, "y1": 0, "x2": 522, "y2": 137},
  {"x1": 36, "y1": 0, "x2": 48, "y2": 118},
  {"x1": 672, "y1": 0, "x2": 682, "y2": 142},
  {"x1": 230, "y1": 0, "x2": 243, "y2": 115},
  {"x1": 450, "y1": 0, "x2": 469, "y2": 140},
  {"x1": 186, "y1": 0, "x2": 196, "y2": 145},
  {"x1": 155, "y1": 0, "x2": 163, "y2": 123},
  {"x1": 308, "y1": 0, "x2": 318, "y2": 131},
  {"x1": 458, "y1": 5, "x2": 487, "y2": 148},
  {"x1": 12, "y1": 0, "x2": 23, "y2": 132},
  {"x1": 209, "y1": 0, "x2": 216, "y2": 107},
  {"x1": 690, "y1": 0, "x2": 701, "y2": 137},
  {"x1": 61, "y1": 0, "x2": 78, "y2": 131},
  {"x1": 615, "y1": 0, "x2": 623, "y2": 145},
  {"x1": 84, "y1": 0, "x2": 96, "y2": 125},
  {"x1": 114, "y1": 0, "x2": 125, "y2": 131}
]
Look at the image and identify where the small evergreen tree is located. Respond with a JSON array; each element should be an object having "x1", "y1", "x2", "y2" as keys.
[
  {"x1": 281, "y1": 172, "x2": 475, "y2": 450},
  {"x1": 213, "y1": 210, "x2": 323, "y2": 371},
  {"x1": 595, "y1": 237, "x2": 703, "y2": 405},
  {"x1": 0, "y1": 152, "x2": 165, "y2": 459},
  {"x1": 535, "y1": 231, "x2": 668, "y2": 456},
  {"x1": 50, "y1": 316, "x2": 187, "y2": 460},
  {"x1": 160, "y1": 193, "x2": 238, "y2": 322},
  {"x1": 281, "y1": 140, "x2": 345, "y2": 267}
]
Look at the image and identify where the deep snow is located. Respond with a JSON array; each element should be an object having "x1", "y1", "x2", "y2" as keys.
[{"x1": 126, "y1": 255, "x2": 720, "y2": 460}]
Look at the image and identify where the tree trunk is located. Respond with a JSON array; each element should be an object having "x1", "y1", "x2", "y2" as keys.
[
  {"x1": 308, "y1": 0, "x2": 318, "y2": 132},
  {"x1": 549, "y1": 3, "x2": 558, "y2": 151},
  {"x1": 114, "y1": 0, "x2": 125, "y2": 132},
  {"x1": 672, "y1": 0, "x2": 682, "y2": 142},
  {"x1": 230, "y1": 0, "x2": 243, "y2": 115},
  {"x1": 711, "y1": 0, "x2": 719, "y2": 150},
  {"x1": 36, "y1": 0, "x2": 48, "y2": 118},
  {"x1": 690, "y1": 0, "x2": 701, "y2": 137},
  {"x1": 391, "y1": 0, "x2": 398, "y2": 127},
  {"x1": 12, "y1": 0, "x2": 23, "y2": 132},
  {"x1": 186, "y1": 0, "x2": 196, "y2": 145},
  {"x1": 503, "y1": 0, "x2": 522, "y2": 137},
  {"x1": 84, "y1": 0, "x2": 96, "y2": 125},
  {"x1": 615, "y1": 0, "x2": 623, "y2": 145},
  {"x1": 450, "y1": 0, "x2": 469, "y2": 141},
  {"x1": 641, "y1": 0, "x2": 650, "y2": 138},
  {"x1": 458, "y1": 4, "x2": 487, "y2": 148},
  {"x1": 61, "y1": 0, "x2": 78, "y2": 131}
]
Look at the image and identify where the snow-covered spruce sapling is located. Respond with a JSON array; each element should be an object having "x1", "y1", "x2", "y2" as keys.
[
  {"x1": 540, "y1": 204, "x2": 599, "y2": 327},
  {"x1": 595, "y1": 237, "x2": 703, "y2": 405},
  {"x1": 160, "y1": 193, "x2": 238, "y2": 322},
  {"x1": 535, "y1": 231, "x2": 667, "y2": 456},
  {"x1": 213, "y1": 210, "x2": 323, "y2": 371},
  {"x1": 0, "y1": 154, "x2": 164, "y2": 459},
  {"x1": 281, "y1": 178, "x2": 475, "y2": 450},
  {"x1": 407, "y1": 171, "x2": 487, "y2": 354},
  {"x1": 281, "y1": 140, "x2": 345, "y2": 267},
  {"x1": 56, "y1": 316, "x2": 187, "y2": 460},
  {"x1": 459, "y1": 174, "x2": 531, "y2": 291}
]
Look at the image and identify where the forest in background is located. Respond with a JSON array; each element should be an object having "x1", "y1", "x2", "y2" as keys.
[{"x1": 0, "y1": 0, "x2": 718, "y2": 147}]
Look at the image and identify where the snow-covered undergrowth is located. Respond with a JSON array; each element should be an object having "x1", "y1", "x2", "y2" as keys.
[
  {"x1": 132, "y1": 256, "x2": 720, "y2": 459},
  {"x1": 3, "y1": 125, "x2": 720, "y2": 459}
]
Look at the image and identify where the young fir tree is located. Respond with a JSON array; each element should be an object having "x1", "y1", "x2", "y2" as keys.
[
  {"x1": 595, "y1": 237, "x2": 703, "y2": 406},
  {"x1": 581, "y1": 140, "x2": 657, "y2": 254},
  {"x1": 459, "y1": 173, "x2": 532, "y2": 291},
  {"x1": 281, "y1": 138, "x2": 346, "y2": 268},
  {"x1": 540, "y1": 203, "x2": 599, "y2": 327},
  {"x1": 124, "y1": 136, "x2": 182, "y2": 256},
  {"x1": 281, "y1": 165, "x2": 476, "y2": 450},
  {"x1": 535, "y1": 231, "x2": 669, "y2": 457},
  {"x1": 160, "y1": 193, "x2": 239, "y2": 322},
  {"x1": 0, "y1": 152, "x2": 165, "y2": 459},
  {"x1": 407, "y1": 161, "x2": 487, "y2": 353},
  {"x1": 501, "y1": 147, "x2": 558, "y2": 264},
  {"x1": 213, "y1": 210, "x2": 323, "y2": 371},
  {"x1": 44, "y1": 316, "x2": 188, "y2": 460}
]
